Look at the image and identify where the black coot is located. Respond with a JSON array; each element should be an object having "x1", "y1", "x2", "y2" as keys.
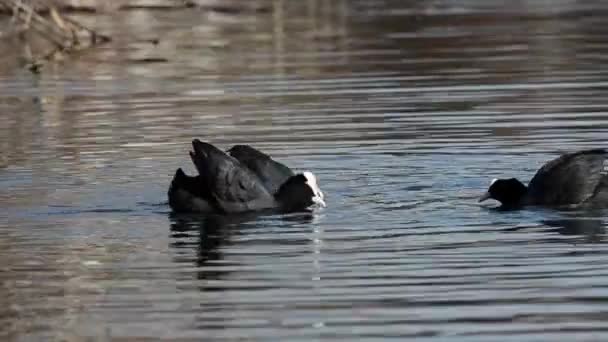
[
  {"x1": 480, "y1": 149, "x2": 608, "y2": 209},
  {"x1": 168, "y1": 140, "x2": 325, "y2": 214}
]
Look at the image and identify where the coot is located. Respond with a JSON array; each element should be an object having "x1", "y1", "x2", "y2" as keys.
[
  {"x1": 480, "y1": 149, "x2": 608, "y2": 209},
  {"x1": 169, "y1": 140, "x2": 325, "y2": 214}
]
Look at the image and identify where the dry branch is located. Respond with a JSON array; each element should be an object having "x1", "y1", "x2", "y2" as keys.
[{"x1": 0, "y1": 0, "x2": 110, "y2": 71}]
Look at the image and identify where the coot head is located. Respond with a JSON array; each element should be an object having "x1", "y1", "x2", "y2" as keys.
[
  {"x1": 275, "y1": 171, "x2": 325, "y2": 212},
  {"x1": 479, "y1": 178, "x2": 527, "y2": 207}
]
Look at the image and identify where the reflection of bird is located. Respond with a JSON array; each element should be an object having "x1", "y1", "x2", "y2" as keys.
[
  {"x1": 169, "y1": 214, "x2": 231, "y2": 282},
  {"x1": 168, "y1": 211, "x2": 315, "y2": 285},
  {"x1": 543, "y1": 218, "x2": 605, "y2": 239},
  {"x1": 168, "y1": 140, "x2": 325, "y2": 214},
  {"x1": 480, "y1": 149, "x2": 608, "y2": 209}
]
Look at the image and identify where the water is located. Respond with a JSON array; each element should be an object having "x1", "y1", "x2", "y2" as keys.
[{"x1": 2, "y1": 1, "x2": 608, "y2": 340}]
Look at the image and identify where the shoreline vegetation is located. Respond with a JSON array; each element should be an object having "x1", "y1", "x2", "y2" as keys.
[
  {"x1": 0, "y1": 0, "x2": 270, "y2": 72},
  {"x1": 0, "y1": 1, "x2": 270, "y2": 14}
]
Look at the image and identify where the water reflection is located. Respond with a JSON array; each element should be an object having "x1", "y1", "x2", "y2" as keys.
[
  {"x1": 169, "y1": 211, "x2": 317, "y2": 289},
  {"x1": 542, "y1": 207, "x2": 607, "y2": 242},
  {"x1": 544, "y1": 218, "x2": 605, "y2": 241},
  {"x1": 486, "y1": 203, "x2": 607, "y2": 241},
  {"x1": 170, "y1": 213, "x2": 230, "y2": 282}
]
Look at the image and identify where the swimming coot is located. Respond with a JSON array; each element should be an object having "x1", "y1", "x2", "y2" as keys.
[
  {"x1": 168, "y1": 139, "x2": 325, "y2": 214},
  {"x1": 480, "y1": 149, "x2": 608, "y2": 209}
]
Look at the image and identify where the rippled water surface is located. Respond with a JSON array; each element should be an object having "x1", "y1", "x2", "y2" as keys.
[{"x1": 2, "y1": 1, "x2": 608, "y2": 340}]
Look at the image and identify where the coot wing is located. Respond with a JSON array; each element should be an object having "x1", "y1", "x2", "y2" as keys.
[
  {"x1": 527, "y1": 149, "x2": 608, "y2": 205},
  {"x1": 191, "y1": 140, "x2": 275, "y2": 212},
  {"x1": 586, "y1": 169, "x2": 608, "y2": 206},
  {"x1": 168, "y1": 168, "x2": 214, "y2": 213},
  {"x1": 228, "y1": 145, "x2": 295, "y2": 194}
]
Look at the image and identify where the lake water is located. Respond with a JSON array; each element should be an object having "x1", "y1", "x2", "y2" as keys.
[{"x1": 2, "y1": 0, "x2": 608, "y2": 340}]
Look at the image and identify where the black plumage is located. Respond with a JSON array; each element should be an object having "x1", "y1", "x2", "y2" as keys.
[
  {"x1": 168, "y1": 140, "x2": 325, "y2": 214},
  {"x1": 480, "y1": 149, "x2": 608, "y2": 209}
]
